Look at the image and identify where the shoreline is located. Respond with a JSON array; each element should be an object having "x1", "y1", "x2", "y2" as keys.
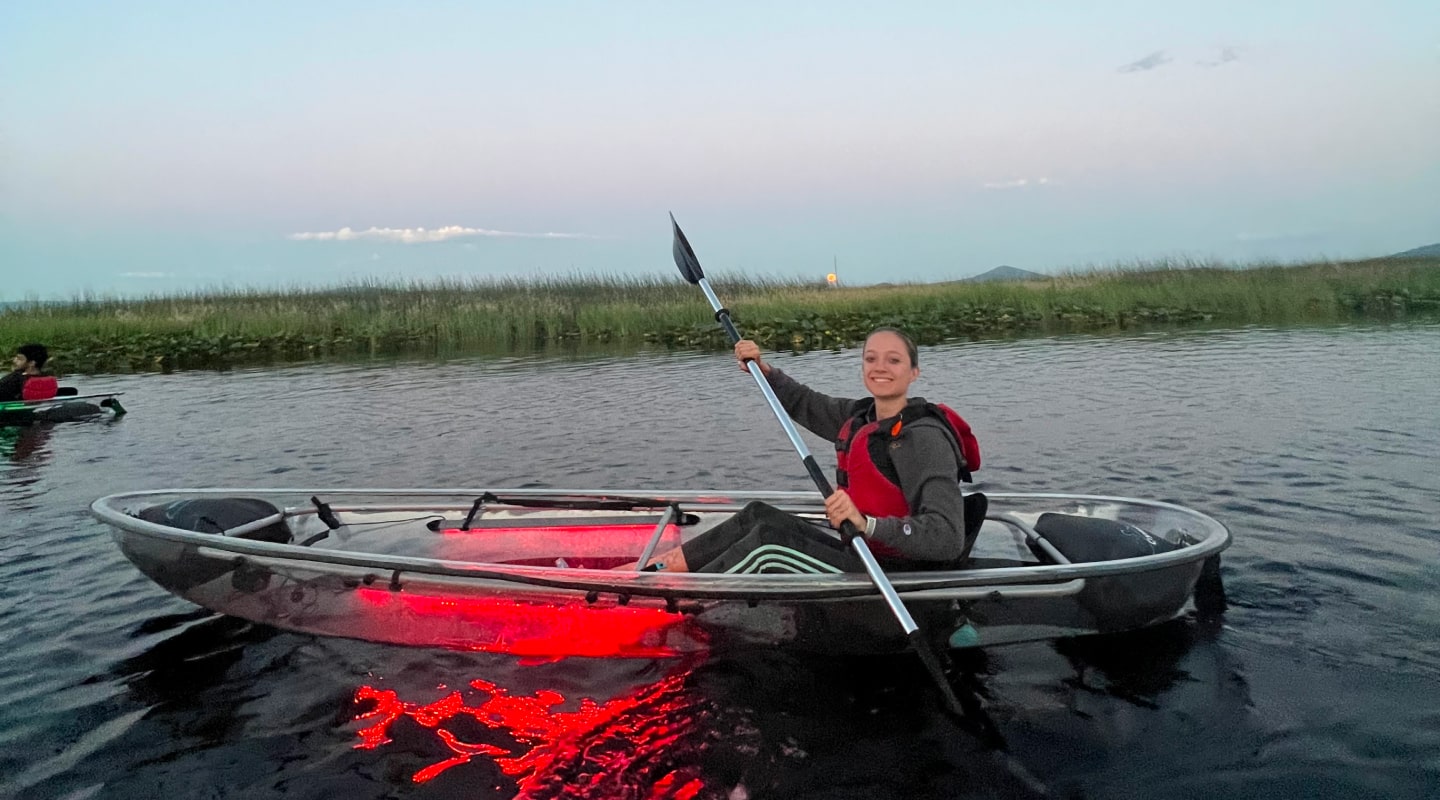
[{"x1": 3, "y1": 256, "x2": 1437, "y2": 375}]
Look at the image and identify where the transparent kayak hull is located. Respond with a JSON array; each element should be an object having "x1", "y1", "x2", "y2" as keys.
[
  {"x1": 0, "y1": 392, "x2": 125, "y2": 426},
  {"x1": 91, "y1": 488, "x2": 1230, "y2": 657}
]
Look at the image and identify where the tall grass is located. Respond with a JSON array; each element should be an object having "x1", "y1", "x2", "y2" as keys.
[{"x1": 2, "y1": 258, "x2": 1436, "y2": 374}]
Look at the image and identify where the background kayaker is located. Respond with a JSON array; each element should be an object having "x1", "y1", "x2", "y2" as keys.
[
  {"x1": 623, "y1": 327, "x2": 981, "y2": 574},
  {"x1": 0, "y1": 343, "x2": 58, "y2": 402}
]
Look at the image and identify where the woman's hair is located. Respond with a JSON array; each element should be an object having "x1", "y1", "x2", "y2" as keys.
[{"x1": 865, "y1": 326, "x2": 918, "y2": 367}]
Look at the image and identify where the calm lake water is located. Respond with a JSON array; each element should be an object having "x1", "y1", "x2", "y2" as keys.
[{"x1": 2, "y1": 324, "x2": 1438, "y2": 799}]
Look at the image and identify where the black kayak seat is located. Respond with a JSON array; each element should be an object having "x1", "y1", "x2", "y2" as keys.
[
  {"x1": 136, "y1": 498, "x2": 291, "y2": 544},
  {"x1": 1032, "y1": 512, "x2": 1181, "y2": 563},
  {"x1": 56, "y1": 387, "x2": 79, "y2": 397},
  {"x1": 959, "y1": 492, "x2": 988, "y2": 562}
]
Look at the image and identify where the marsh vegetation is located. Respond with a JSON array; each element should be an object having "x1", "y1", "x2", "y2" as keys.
[{"x1": 3, "y1": 256, "x2": 1437, "y2": 374}]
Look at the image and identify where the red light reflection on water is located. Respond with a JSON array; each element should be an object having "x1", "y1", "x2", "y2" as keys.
[{"x1": 353, "y1": 667, "x2": 711, "y2": 797}]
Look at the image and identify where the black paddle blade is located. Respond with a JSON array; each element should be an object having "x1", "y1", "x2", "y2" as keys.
[{"x1": 670, "y1": 212, "x2": 704, "y2": 284}]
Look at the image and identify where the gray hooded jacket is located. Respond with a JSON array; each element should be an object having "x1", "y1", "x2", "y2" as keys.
[{"x1": 764, "y1": 367, "x2": 970, "y2": 563}]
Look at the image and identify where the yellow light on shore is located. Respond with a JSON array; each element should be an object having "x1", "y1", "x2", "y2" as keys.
[{"x1": 826, "y1": 272, "x2": 838, "y2": 287}]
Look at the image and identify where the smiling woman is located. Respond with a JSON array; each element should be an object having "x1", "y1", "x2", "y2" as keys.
[{"x1": 624, "y1": 327, "x2": 983, "y2": 575}]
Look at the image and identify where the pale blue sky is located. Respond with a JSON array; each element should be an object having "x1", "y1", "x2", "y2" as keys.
[{"x1": 2, "y1": 1, "x2": 1437, "y2": 299}]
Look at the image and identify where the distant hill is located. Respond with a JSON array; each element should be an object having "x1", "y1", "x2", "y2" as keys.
[
  {"x1": 1390, "y1": 243, "x2": 1440, "y2": 258},
  {"x1": 963, "y1": 265, "x2": 1048, "y2": 283}
]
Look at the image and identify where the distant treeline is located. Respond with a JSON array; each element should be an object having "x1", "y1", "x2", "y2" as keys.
[{"x1": 2, "y1": 256, "x2": 1437, "y2": 375}]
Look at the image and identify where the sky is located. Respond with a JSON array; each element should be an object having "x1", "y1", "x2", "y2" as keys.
[{"x1": 2, "y1": 1, "x2": 1437, "y2": 299}]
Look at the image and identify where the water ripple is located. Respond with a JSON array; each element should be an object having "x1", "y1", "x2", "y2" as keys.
[{"x1": 2, "y1": 324, "x2": 1438, "y2": 798}]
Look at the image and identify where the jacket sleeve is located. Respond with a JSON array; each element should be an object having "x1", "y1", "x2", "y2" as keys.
[
  {"x1": 763, "y1": 367, "x2": 861, "y2": 442},
  {"x1": 867, "y1": 419, "x2": 968, "y2": 562},
  {"x1": 0, "y1": 371, "x2": 24, "y2": 402}
]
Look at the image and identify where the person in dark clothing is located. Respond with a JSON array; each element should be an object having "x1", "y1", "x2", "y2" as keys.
[
  {"x1": 625, "y1": 327, "x2": 981, "y2": 574},
  {"x1": 0, "y1": 344, "x2": 54, "y2": 402}
]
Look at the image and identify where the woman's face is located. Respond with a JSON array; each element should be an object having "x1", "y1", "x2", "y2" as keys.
[
  {"x1": 10, "y1": 353, "x2": 27, "y2": 372},
  {"x1": 861, "y1": 331, "x2": 919, "y2": 401}
]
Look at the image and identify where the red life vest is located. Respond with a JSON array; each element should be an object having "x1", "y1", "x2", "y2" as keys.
[
  {"x1": 21, "y1": 375, "x2": 59, "y2": 401},
  {"x1": 835, "y1": 402, "x2": 981, "y2": 518}
]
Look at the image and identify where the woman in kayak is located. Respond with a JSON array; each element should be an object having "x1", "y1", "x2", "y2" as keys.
[
  {"x1": 623, "y1": 327, "x2": 982, "y2": 574},
  {"x1": 0, "y1": 343, "x2": 58, "y2": 402}
]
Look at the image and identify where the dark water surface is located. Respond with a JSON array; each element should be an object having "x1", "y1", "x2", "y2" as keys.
[{"x1": 2, "y1": 325, "x2": 1437, "y2": 799}]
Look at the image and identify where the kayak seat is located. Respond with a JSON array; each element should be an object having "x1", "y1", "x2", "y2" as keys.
[
  {"x1": 1032, "y1": 513, "x2": 1181, "y2": 563},
  {"x1": 56, "y1": 387, "x2": 79, "y2": 397},
  {"x1": 959, "y1": 492, "x2": 988, "y2": 562},
  {"x1": 136, "y1": 498, "x2": 292, "y2": 544}
]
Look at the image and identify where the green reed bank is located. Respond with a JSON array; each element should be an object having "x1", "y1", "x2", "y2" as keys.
[{"x1": 3, "y1": 257, "x2": 1437, "y2": 374}]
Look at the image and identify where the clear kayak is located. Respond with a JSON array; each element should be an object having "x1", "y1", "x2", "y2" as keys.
[
  {"x1": 90, "y1": 487, "x2": 1230, "y2": 658},
  {"x1": 0, "y1": 391, "x2": 126, "y2": 426}
]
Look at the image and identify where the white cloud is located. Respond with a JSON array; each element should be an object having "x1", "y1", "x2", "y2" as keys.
[
  {"x1": 982, "y1": 177, "x2": 1053, "y2": 190},
  {"x1": 287, "y1": 225, "x2": 600, "y2": 243}
]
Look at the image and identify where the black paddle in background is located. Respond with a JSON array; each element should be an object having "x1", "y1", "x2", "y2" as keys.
[{"x1": 669, "y1": 212, "x2": 968, "y2": 717}]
